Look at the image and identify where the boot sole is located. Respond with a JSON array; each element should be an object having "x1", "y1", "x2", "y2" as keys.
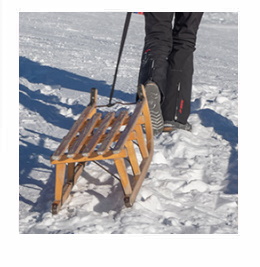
[{"x1": 144, "y1": 82, "x2": 164, "y2": 135}]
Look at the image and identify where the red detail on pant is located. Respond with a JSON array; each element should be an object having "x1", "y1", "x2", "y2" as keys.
[
  {"x1": 144, "y1": 48, "x2": 151, "y2": 53},
  {"x1": 179, "y1": 100, "x2": 184, "y2": 114}
]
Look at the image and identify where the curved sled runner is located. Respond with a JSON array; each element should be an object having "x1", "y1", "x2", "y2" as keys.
[{"x1": 50, "y1": 85, "x2": 154, "y2": 214}]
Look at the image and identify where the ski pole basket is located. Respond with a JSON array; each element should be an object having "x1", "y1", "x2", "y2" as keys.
[{"x1": 50, "y1": 85, "x2": 154, "y2": 214}]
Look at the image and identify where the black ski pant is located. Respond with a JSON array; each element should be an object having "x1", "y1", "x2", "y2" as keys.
[{"x1": 138, "y1": 12, "x2": 203, "y2": 124}]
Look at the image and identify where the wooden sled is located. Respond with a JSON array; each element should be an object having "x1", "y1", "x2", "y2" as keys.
[{"x1": 50, "y1": 85, "x2": 154, "y2": 214}]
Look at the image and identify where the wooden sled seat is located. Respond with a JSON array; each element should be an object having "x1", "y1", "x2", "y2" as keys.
[{"x1": 50, "y1": 85, "x2": 154, "y2": 214}]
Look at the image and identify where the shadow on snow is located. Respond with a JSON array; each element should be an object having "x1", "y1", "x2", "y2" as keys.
[
  {"x1": 193, "y1": 108, "x2": 238, "y2": 194},
  {"x1": 19, "y1": 56, "x2": 134, "y2": 102}
]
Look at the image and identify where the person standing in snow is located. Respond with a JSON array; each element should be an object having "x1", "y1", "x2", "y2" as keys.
[{"x1": 138, "y1": 12, "x2": 203, "y2": 135}]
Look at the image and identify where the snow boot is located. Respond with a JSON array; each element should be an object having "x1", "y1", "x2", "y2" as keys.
[
  {"x1": 163, "y1": 120, "x2": 192, "y2": 132},
  {"x1": 144, "y1": 82, "x2": 164, "y2": 135}
]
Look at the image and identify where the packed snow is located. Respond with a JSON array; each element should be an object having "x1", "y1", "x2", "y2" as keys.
[{"x1": 19, "y1": 12, "x2": 238, "y2": 234}]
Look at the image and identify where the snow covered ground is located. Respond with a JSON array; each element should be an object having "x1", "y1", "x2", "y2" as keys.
[{"x1": 19, "y1": 12, "x2": 238, "y2": 234}]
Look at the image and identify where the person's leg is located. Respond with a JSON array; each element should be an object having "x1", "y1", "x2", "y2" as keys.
[
  {"x1": 161, "y1": 12, "x2": 203, "y2": 126},
  {"x1": 138, "y1": 12, "x2": 174, "y2": 96},
  {"x1": 138, "y1": 12, "x2": 174, "y2": 135}
]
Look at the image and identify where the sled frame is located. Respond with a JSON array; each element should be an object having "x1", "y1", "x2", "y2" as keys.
[{"x1": 50, "y1": 85, "x2": 154, "y2": 214}]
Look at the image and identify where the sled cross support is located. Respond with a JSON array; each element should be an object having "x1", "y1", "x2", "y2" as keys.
[{"x1": 50, "y1": 85, "x2": 154, "y2": 214}]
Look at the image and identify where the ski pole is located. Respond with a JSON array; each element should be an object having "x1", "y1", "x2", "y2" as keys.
[{"x1": 108, "y1": 12, "x2": 132, "y2": 106}]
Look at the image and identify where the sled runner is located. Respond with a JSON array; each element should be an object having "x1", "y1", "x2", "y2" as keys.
[{"x1": 50, "y1": 85, "x2": 154, "y2": 214}]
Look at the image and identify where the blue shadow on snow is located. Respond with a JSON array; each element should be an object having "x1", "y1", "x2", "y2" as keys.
[
  {"x1": 19, "y1": 56, "x2": 134, "y2": 102},
  {"x1": 193, "y1": 108, "x2": 238, "y2": 194}
]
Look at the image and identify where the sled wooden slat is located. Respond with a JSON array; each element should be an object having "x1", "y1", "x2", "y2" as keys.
[
  {"x1": 82, "y1": 112, "x2": 115, "y2": 157},
  {"x1": 97, "y1": 110, "x2": 129, "y2": 155},
  {"x1": 50, "y1": 85, "x2": 154, "y2": 214},
  {"x1": 51, "y1": 106, "x2": 96, "y2": 160},
  {"x1": 51, "y1": 89, "x2": 97, "y2": 161},
  {"x1": 113, "y1": 101, "x2": 144, "y2": 154},
  {"x1": 51, "y1": 132, "x2": 139, "y2": 165},
  {"x1": 67, "y1": 113, "x2": 101, "y2": 158}
]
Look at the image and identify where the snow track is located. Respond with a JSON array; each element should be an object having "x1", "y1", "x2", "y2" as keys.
[{"x1": 19, "y1": 12, "x2": 238, "y2": 234}]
